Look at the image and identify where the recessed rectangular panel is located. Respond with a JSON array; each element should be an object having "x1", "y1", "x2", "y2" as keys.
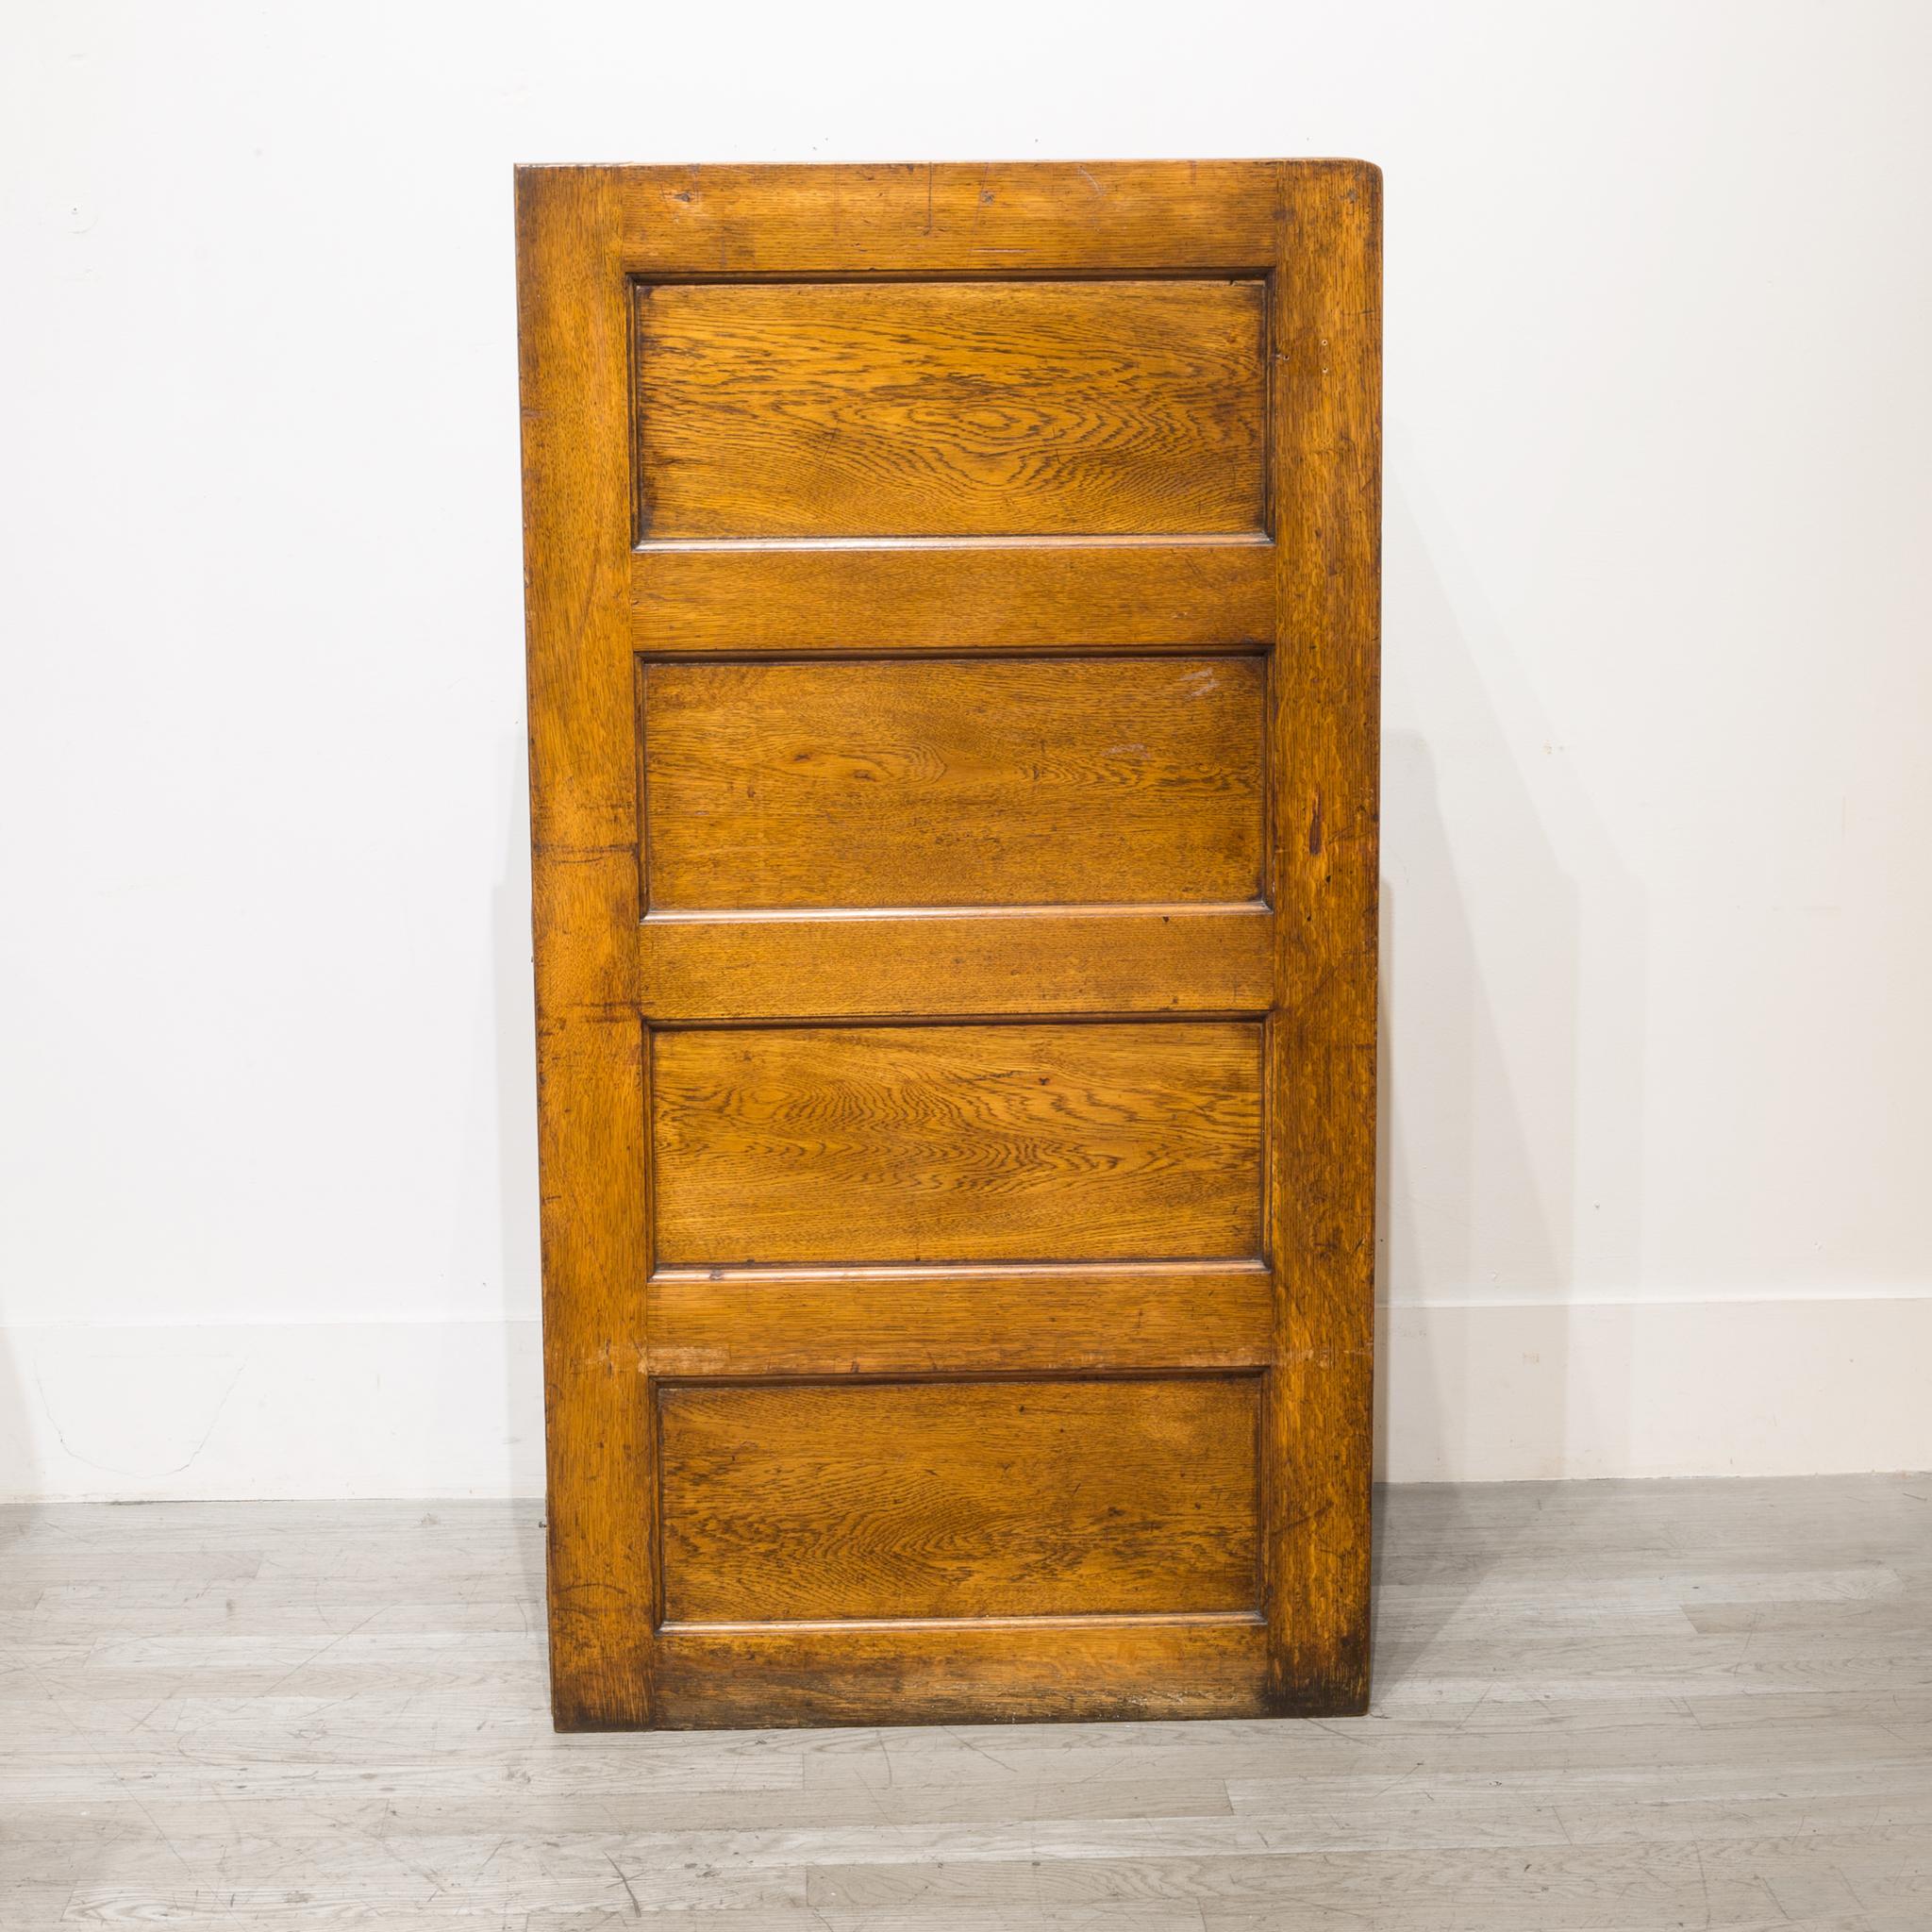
[
  {"x1": 635, "y1": 279, "x2": 1267, "y2": 539},
  {"x1": 642, "y1": 656, "x2": 1264, "y2": 910},
  {"x1": 650, "y1": 1022, "x2": 1263, "y2": 1266},
  {"x1": 658, "y1": 1376, "x2": 1260, "y2": 1622}
]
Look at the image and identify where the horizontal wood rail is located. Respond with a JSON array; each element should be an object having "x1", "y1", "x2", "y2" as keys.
[
  {"x1": 650, "y1": 1615, "x2": 1270, "y2": 1727},
  {"x1": 637, "y1": 903, "x2": 1273, "y2": 1022},
  {"x1": 629, "y1": 536, "x2": 1274, "y2": 652},
  {"x1": 644, "y1": 1260, "x2": 1274, "y2": 1376}
]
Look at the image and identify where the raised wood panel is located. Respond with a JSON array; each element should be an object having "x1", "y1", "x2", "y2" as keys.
[
  {"x1": 628, "y1": 538, "x2": 1275, "y2": 654},
  {"x1": 641, "y1": 656, "x2": 1264, "y2": 910},
  {"x1": 658, "y1": 1376, "x2": 1261, "y2": 1623},
  {"x1": 637, "y1": 905, "x2": 1272, "y2": 1022},
  {"x1": 649, "y1": 1022, "x2": 1264, "y2": 1266},
  {"x1": 635, "y1": 279, "x2": 1266, "y2": 540},
  {"x1": 644, "y1": 1261, "x2": 1273, "y2": 1376}
]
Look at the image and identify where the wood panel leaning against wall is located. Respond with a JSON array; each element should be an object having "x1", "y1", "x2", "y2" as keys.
[{"x1": 515, "y1": 160, "x2": 1381, "y2": 1730}]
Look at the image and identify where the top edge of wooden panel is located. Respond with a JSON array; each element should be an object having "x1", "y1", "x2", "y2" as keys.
[
  {"x1": 516, "y1": 160, "x2": 1381, "y2": 274},
  {"x1": 514, "y1": 160, "x2": 1380, "y2": 183}
]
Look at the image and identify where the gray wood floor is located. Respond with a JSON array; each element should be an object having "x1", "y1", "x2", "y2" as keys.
[{"x1": 3, "y1": 1474, "x2": 1929, "y2": 1928}]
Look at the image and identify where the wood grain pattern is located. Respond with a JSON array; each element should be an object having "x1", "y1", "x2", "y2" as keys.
[
  {"x1": 521, "y1": 159, "x2": 1381, "y2": 1728},
  {"x1": 629, "y1": 537, "x2": 1275, "y2": 653},
  {"x1": 617, "y1": 160, "x2": 1289, "y2": 274},
  {"x1": 644, "y1": 1261, "x2": 1273, "y2": 1376},
  {"x1": 658, "y1": 1377, "x2": 1261, "y2": 1622},
  {"x1": 635, "y1": 279, "x2": 1266, "y2": 539},
  {"x1": 1264, "y1": 159, "x2": 1383, "y2": 1716},
  {"x1": 653, "y1": 1611, "x2": 1269, "y2": 1728},
  {"x1": 515, "y1": 166, "x2": 656, "y2": 1730},
  {"x1": 638, "y1": 905, "x2": 1272, "y2": 1022},
  {"x1": 650, "y1": 1022, "x2": 1264, "y2": 1266},
  {"x1": 641, "y1": 656, "x2": 1264, "y2": 909}
]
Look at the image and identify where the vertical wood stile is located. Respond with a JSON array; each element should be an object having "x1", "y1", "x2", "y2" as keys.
[
  {"x1": 516, "y1": 167, "x2": 656, "y2": 1729},
  {"x1": 1266, "y1": 159, "x2": 1383, "y2": 1712}
]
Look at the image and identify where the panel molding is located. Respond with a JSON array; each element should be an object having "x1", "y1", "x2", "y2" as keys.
[
  {"x1": 635, "y1": 277, "x2": 1268, "y2": 541},
  {"x1": 658, "y1": 1610, "x2": 1265, "y2": 1634}
]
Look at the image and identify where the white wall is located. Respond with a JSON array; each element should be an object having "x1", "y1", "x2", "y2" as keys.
[{"x1": 4, "y1": 0, "x2": 1929, "y2": 1496}]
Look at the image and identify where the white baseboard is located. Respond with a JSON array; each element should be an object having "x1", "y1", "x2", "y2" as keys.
[
  {"x1": 0, "y1": 1318, "x2": 545, "y2": 1502},
  {"x1": 1376, "y1": 1295, "x2": 1932, "y2": 1481},
  {"x1": 1, "y1": 1298, "x2": 1926, "y2": 1499}
]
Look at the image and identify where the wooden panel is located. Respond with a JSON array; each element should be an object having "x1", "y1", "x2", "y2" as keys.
[
  {"x1": 653, "y1": 1615, "x2": 1269, "y2": 1728},
  {"x1": 522, "y1": 158, "x2": 1381, "y2": 1731},
  {"x1": 645, "y1": 1261, "x2": 1272, "y2": 1376},
  {"x1": 629, "y1": 537, "x2": 1275, "y2": 653},
  {"x1": 641, "y1": 656, "x2": 1264, "y2": 910},
  {"x1": 650, "y1": 1022, "x2": 1263, "y2": 1266},
  {"x1": 658, "y1": 1377, "x2": 1260, "y2": 1622},
  {"x1": 619, "y1": 161, "x2": 1287, "y2": 275},
  {"x1": 638, "y1": 905, "x2": 1271, "y2": 1022},
  {"x1": 635, "y1": 280, "x2": 1266, "y2": 539}
]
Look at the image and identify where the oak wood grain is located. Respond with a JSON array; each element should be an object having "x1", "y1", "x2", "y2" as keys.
[
  {"x1": 515, "y1": 166, "x2": 655, "y2": 1730},
  {"x1": 521, "y1": 159, "x2": 1380, "y2": 1728},
  {"x1": 658, "y1": 1377, "x2": 1261, "y2": 1622},
  {"x1": 650, "y1": 1022, "x2": 1264, "y2": 1266},
  {"x1": 641, "y1": 655, "x2": 1264, "y2": 909},
  {"x1": 636, "y1": 279, "x2": 1265, "y2": 539},
  {"x1": 616, "y1": 160, "x2": 1288, "y2": 274},
  {"x1": 638, "y1": 904, "x2": 1271, "y2": 1022},
  {"x1": 629, "y1": 537, "x2": 1274, "y2": 654},
  {"x1": 643, "y1": 1260, "x2": 1273, "y2": 1376},
  {"x1": 653, "y1": 1612, "x2": 1272, "y2": 1729},
  {"x1": 1264, "y1": 159, "x2": 1382, "y2": 1716}
]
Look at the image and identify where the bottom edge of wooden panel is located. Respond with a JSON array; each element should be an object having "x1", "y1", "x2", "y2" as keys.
[{"x1": 591, "y1": 1616, "x2": 1276, "y2": 1728}]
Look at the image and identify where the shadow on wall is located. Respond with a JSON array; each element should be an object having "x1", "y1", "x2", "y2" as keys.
[
  {"x1": 439, "y1": 727, "x2": 544, "y2": 1580},
  {"x1": 493, "y1": 730, "x2": 547, "y2": 1598},
  {"x1": 1370, "y1": 471, "x2": 1649, "y2": 1657}
]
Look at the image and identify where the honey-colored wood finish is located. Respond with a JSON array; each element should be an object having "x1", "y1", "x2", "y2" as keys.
[
  {"x1": 651, "y1": 1022, "x2": 1263, "y2": 1266},
  {"x1": 658, "y1": 1377, "x2": 1260, "y2": 1622},
  {"x1": 641, "y1": 655, "x2": 1264, "y2": 909},
  {"x1": 630, "y1": 538, "x2": 1276, "y2": 653},
  {"x1": 636, "y1": 903, "x2": 1273, "y2": 1022},
  {"x1": 636, "y1": 279, "x2": 1266, "y2": 538},
  {"x1": 517, "y1": 160, "x2": 1381, "y2": 1730}
]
